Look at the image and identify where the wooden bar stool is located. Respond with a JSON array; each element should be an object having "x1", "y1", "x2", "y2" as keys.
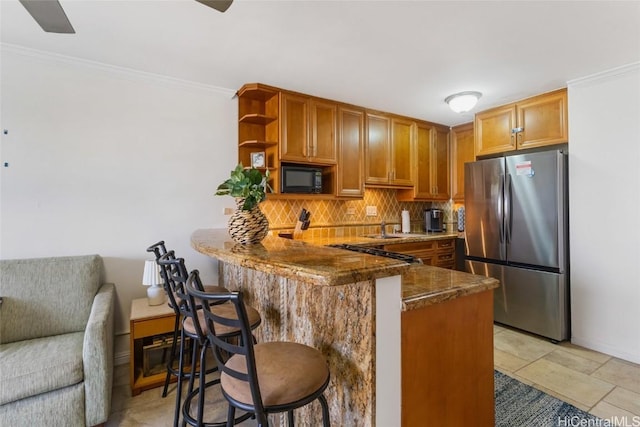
[{"x1": 186, "y1": 269, "x2": 331, "y2": 427}]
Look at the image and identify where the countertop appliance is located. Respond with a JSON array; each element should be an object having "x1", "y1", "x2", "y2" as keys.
[
  {"x1": 281, "y1": 165, "x2": 322, "y2": 194},
  {"x1": 328, "y1": 244, "x2": 422, "y2": 264},
  {"x1": 464, "y1": 149, "x2": 569, "y2": 342},
  {"x1": 424, "y1": 209, "x2": 444, "y2": 232}
]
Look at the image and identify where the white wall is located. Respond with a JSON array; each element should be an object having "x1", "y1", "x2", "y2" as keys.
[
  {"x1": 568, "y1": 63, "x2": 640, "y2": 364},
  {"x1": 0, "y1": 45, "x2": 237, "y2": 360}
]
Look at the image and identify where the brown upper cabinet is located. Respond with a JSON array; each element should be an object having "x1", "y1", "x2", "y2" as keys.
[
  {"x1": 365, "y1": 113, "x2": 414, "y2": 187},
  {"x1": 397, "y1": 122, "x2": 449, "y2": 201},
  {"x1": 450, "y1": 122, "x2": 474, "y2": 202},
  {"x1": 336, "y1": 106, "x2": 365, "y2": 198},
  {"x1": 280, "y1": 92, "x2": 337, "y2": 165},
  {"x1": 475, "y1": 88, "x2": 568, "y2": 156}
]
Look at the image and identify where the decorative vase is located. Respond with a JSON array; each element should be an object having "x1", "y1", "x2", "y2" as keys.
[{"x1": 228, "y1": 198, "x2": 269, "y2": 244}]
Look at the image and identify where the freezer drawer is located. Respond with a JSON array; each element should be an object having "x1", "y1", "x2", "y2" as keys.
[{"x1": 466, "y1": 260, "x2": 569, "y2": 341}]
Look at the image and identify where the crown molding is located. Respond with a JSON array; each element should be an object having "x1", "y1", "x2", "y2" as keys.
[
  {"x1": 568, "y1": 62, "x2": 640, "y2": 88},
  {"x1": 1, "y1": 43, "x2": 237, "y2": 98}
]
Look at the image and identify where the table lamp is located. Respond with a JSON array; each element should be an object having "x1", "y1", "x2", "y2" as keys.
[{"x1": 142, "y1": 260, "x2": 165, "y2": 306}]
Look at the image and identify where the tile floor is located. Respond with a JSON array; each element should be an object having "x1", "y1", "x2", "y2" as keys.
[
  {"x1": 107, "y1": 325, "x2": 640, "y2": 426},
  {"x1": 493, "y1": 324, "x2": 640, "y2": 422}
]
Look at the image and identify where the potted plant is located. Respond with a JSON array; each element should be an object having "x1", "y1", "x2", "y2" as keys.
[{"x1": 216, "y1": 164, "x2": 271, "y2": 244}]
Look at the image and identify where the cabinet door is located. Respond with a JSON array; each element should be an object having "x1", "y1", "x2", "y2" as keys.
[
  {"x1": 475, "y1": 104, "x2": 516, "y2": 156},
  {"x1": 366, "y1": 113, "x2": 391, "y2": 184},
  {"x1": 516, "y1": 89, "x2": 568, "y2": 149},
  {"x1": 431, "y1": 126, "x2": 450, "y2": 200},
  {"x1": 337, "y1": 106, "x2": 365, "y2": 197},
  {"x1": 280, "y1": 93, "x2": 309, "y2": 162},
  {"x1": 391, "y1": 117, "x2": 414, "y2": 186},
  {"x1": 310, "y1": 100, "x2": 337, "y2": 164},
  {"x1": 451, "y1": 123, "x2": 475, "y2": 202},
  {"x1": 412, "y1": 122, "x2": 433, "y2": 199}
]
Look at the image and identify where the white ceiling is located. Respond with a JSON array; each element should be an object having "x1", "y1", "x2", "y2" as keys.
[{"x1": 2, "y1": 0, "x2": 639, "y2": 126}]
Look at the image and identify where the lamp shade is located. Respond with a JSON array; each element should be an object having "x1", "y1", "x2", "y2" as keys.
[
  {"x1": 445, "y1": 91, "x2": 482, "y2": 113},
  {"x1": 142, "y1": 260, "x2": 165, "y2": 306},
  {"x1": 142, "y1": 260, "x2": 162, "y2": 287}
]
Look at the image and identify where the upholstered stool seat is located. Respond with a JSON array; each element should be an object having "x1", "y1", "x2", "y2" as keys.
[
  {"x1": 222, "y1": 341, "x2": 330, "y2": 408},
  {"x1": 186, "y1": 270, "x2": 331, "y2": 426},
  {"x1": 182, "y1": 302, "x2": 262, "y2": 337}
]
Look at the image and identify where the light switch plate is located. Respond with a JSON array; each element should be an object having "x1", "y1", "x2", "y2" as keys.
[{"x1": 366, "y1": 205, "x2": 377, "y2": 216}]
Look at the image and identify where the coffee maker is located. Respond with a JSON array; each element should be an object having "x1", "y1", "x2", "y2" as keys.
[{"x1": 424, "y1": 208, "x2": 444, "y2": 232}]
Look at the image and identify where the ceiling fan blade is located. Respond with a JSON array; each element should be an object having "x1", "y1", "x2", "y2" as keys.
[
  {"x1": 195, "y1": 0, "x2": 233, "y2": 13},
  {"x1": 19, "y1": 0, "x2": 75, "y2": 33}
]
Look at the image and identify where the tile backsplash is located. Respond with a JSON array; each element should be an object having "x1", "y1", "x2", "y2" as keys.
[{"x1": 261, "y1": 188, "x2": 458, "y2": 233}]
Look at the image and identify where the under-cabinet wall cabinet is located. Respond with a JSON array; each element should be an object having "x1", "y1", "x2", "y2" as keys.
[
  {"x1": 474, "y1": 88, "x2": 568, "y2": 156},
  {"x1": 365, "y1": 113, "x2": 414, "y2": 187},
  {"x1": 397, "y1": 122, "x2": 450, "y2": 201},
  {"x1": 280, "y1": 94, "x2": 338, "y2": 165},
  {"x1": 336, "y1": 106, "x2": 365, "y2": 198},
  {"x1": 450, "y1": 122, "x2": 474, "y2": 202}
]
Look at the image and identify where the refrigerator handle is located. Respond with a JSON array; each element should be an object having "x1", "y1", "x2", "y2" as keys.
[
  {"x1": 505, "y1": 174, "x2": 513, "y2": 244},
  {"x1": 498, "y1": 174, "x2": 505, "y2": 244}
]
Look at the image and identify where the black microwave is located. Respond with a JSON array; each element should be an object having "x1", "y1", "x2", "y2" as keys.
[{"x1": 281, "y1": 165, "x2": 322, "y2": 194}]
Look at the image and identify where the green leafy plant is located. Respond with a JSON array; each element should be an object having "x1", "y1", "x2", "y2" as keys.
[{"x1": 215, "y1": 163, "x2": 271, "y2": 210}]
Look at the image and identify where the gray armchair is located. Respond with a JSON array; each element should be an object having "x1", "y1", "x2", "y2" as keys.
[{"x1": 0, "y1": 255, "x2": 115, "y2": 426}]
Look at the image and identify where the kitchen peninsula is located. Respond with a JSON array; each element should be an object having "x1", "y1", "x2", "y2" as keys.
[{"x1": 191, "y1": 229, "x2": 499, "y2": 426}]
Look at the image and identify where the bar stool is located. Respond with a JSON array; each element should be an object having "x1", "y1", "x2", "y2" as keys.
[
  {"x1": 147, "y1": 241, "x2": 229, "y2": 427},
  {"x1": 158, "y1": 253, "x2": 261, "y2": 427},
  {"x1": 186, "y1": 269, "x2": 331, "y2": 427}
]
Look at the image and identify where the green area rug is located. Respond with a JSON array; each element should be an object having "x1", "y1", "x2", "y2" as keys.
[{"x1": 495, "y1": 370, "x2": 602, "y2": 426}]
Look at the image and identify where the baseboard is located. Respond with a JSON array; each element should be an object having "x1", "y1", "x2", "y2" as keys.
[{"x1": 114, "y1": 350, "x2": 129, "y2": 366}]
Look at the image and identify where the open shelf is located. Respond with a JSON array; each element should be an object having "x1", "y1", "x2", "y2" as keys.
[
  {"x1": 239, "y1": 113, "x2": 277, "y2": 125},
  {"x1": 239, "y1": 140, "x2": 279, "y2": 149}
]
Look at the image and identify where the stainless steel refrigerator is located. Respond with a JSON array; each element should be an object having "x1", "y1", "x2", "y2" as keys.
[{"x1": 464, "y1": 149, "x2": 569, "y2": 342}]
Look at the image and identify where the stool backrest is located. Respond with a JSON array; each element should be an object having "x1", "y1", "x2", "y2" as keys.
[
  {"x1": 185, "y1": 270, "x2": 267, "y2": 421},
  {"x1": 157, "y1": 254, "x2": 206, "y2": 341}
]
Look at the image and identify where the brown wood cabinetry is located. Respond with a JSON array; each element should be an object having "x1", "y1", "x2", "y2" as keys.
[
  {"x1": 397, "y1": 123, "x2": 450, "y2": 201},
  {"x1": 280, "y1": 93, "x2": 337, "y2": 165},
  {"x1": 365, "y1": 113, "x2": 414, "y2": 187},
  {"x1": 237, "y1": 83, "x2": 280, "y2": 191},
  {"x1": 475, "y1": 88, "x2": 568, "y2": 156},
  {"x1": 402, "y1": 290, "x2": 495, "y2": 426},
  {"x1": 384, "y1": 238, "x2": 455, "y2": 269},
  {"x1": 336, "y1": 106, "x2": 365, "y2": 198},
  {"x1": 450, "y1": 122, "x2": 474, "y2": 202},
  {"x1": 431, "y1": 126, "x2": 450, "y2": 200}
]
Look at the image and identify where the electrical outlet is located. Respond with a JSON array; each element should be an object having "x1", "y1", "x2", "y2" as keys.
[
  {"x1": 365, "y1": 205, "x2": 377, "y2": 216},
  {"x1": 223, "y1": 207, "x2": 234, "y2": 215},
  {"x1": 346, "y1": 207, "x2": 356, "y2": 215}
]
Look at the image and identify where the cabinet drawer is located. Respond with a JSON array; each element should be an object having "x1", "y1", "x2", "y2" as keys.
[
  {"x1": 437, "y1": 253, "x2": 455, "y2": 263},
  {"x1": 133, "y1": 315, "x2": 175, "y2": 339},
  {"x1": 385, "y1": 241, "x2": 435, "y2": 252},
  {"x1": 436, "y1": 239, "x2": 454, "y2": 251}
]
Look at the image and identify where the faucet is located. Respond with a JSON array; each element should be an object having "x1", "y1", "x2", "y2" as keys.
[{"x1": 381, "y1": 221, "x2": 386, "y2": 238}]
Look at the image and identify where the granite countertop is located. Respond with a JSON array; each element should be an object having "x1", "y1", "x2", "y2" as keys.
[
  {"x1": 402, "y1": 264, "x2": 499, "y2": 311},
  {"x1": 191, "y1": 229, "x2": 411, "y2": 287},
  {"x1": 191, "y1": 228, "x2": 497, "y2": 310}
]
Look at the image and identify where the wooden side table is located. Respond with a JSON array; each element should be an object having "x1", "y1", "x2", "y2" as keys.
[{"x1": 129, "y1": 297, "x2": 176, "y2": 396}]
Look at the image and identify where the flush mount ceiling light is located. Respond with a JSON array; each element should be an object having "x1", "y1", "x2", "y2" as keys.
[{"x1": 445, "y1": 91, "x2": 483, "y2": 113}]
